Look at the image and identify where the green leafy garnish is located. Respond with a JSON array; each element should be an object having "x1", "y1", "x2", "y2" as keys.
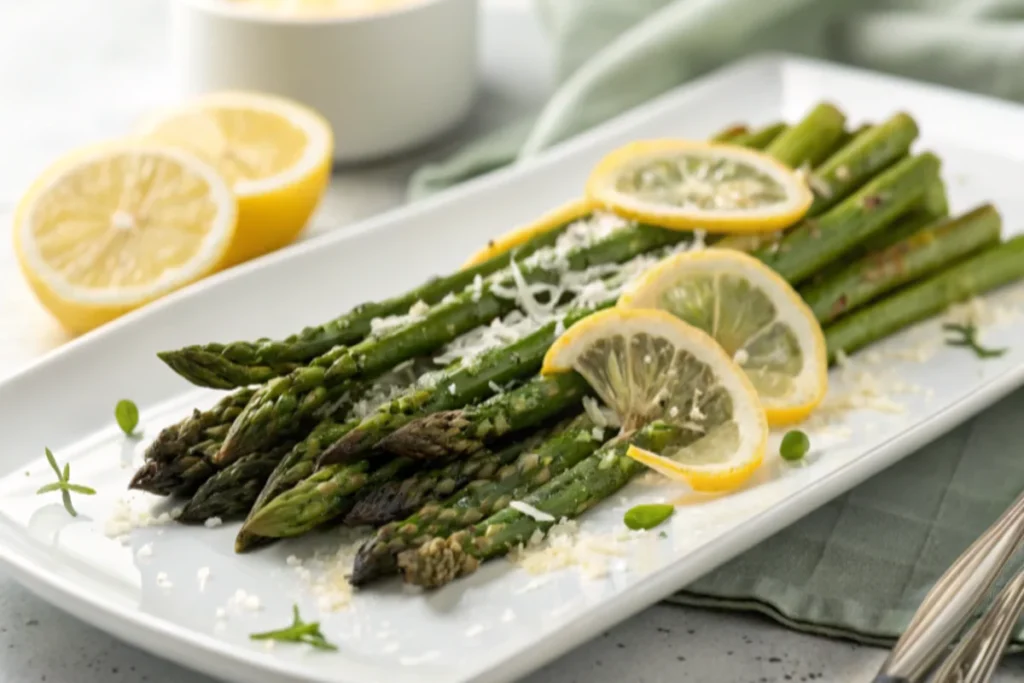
[
  {"x1": 250, "y1": 605, "x2": 337, "y2": 651},
  {"x1": 943, "y1": 322, "x2": 1006, "y2": 359},
  {"x1": 36, "y1": 448, "x2": 96, "y2": 517},
  {"x1": 780, "y1": 430, "x2": 810, "y2": 462},
  {"x1": 624, "y1": 503, "x2": 674, "y2": 531},
  {"x1": 115, "y1": 399, "x2": 140, "y2": 436}
]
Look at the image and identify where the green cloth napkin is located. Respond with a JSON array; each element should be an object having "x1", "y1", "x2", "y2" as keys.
[
  {"x1": 408, "y1": 0, "x2": 1024, "y2": 644},
  {"x1": 409, "y1": 0, "x2": 1024, "y2": 199},
  {"x1": 671, "y1": 384, "x2": 1024, "y2": 646}
]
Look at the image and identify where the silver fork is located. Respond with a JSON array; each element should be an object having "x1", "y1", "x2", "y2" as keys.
[
  {"x1": 872, "y1": 489, "x2": 1024, "y2": 682},
  {"x1": 929, "y1": 568, "x2": 1024, "y2": 682}
]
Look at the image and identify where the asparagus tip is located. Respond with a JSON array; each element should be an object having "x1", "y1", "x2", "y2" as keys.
[
  {"x1": 378, "y1": 410, "x2": 476, "y2": 460},
  {"x1": 397, "y1": 537, "x2": 478, "y2": 589},
  {"x1": 128, "y1": 462, "x2": 160, "y2": 492}
]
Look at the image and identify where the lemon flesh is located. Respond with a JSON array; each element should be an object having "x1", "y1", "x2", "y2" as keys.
[
  {"x1": 587, "y1": 140, "x2": 812, "y2": 233},
  {"x1": 543, "y1": 309, "x2": 768, "y2": 492},
  {"x1": 140, "y1": 92, "x2": 333, "y2": 267},
  {"x1": 14, "y1": 143, "x2": 237, "y2": 333}
]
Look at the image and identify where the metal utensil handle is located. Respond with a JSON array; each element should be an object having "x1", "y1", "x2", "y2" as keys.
[
  {"x1": 930, "y1": 569, "x2": 1024, "y2": 683},
  {"x1": 873, "y1": 489, "x2": 1024, "y2": 682}
]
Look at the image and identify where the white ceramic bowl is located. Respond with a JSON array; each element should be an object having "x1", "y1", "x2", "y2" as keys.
[{"x1": 170, "y1": 0, "x2": 479, "y2": 163}]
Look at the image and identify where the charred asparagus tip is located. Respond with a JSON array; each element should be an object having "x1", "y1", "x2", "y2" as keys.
[
  {"x1": 378, "y1": 411, "x2": 475, "y2": 460},
  {"x1": 397, "y1": 537, "x2": 479, "y2": 589},
  {"x1": 128, "y1": 461, "x2": 160, "y2": 491}
]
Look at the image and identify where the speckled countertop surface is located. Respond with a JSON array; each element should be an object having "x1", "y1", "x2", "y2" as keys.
[{"x1": 2, "y1": 2, "x2": 1024, "y2": 681}]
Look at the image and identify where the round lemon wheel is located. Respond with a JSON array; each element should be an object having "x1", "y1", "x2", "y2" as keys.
[
  {"x1": 138, "y1": 91, "x2": 333, "y2": 267},
  {"x1": 13, "y1": 141, "x2": 237, "y2": 333},
  {"x1": 618, "y1": 248, "x2": 828, "y2": 426},
  {"x1": 586, "y1": 140, "x2": 812, "y2": 233},
  {"x1": 543, "y1": 308, "x2": 768, "y2": 492},
  {"x1": 461, "y1": 198, "x2": 594, "y2": 269}
]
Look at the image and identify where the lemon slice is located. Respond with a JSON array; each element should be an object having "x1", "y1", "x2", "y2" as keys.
[
  {"x1": 542, "y1": 308, "x2": 768, "y2": 492},
  {"x1": 618, "y1": 248, "x2": 827, "y2": 426},
  {"x1": 139, "y1": 91, "x2": 333, "y2": 267},
  {"x1": 462, "y1": 198, "x2": 594, "y2": 269},
  {"x1": 13, "y1": 141, "x2": 237, "y2": 333},
  {"x1": 586, "y1": 140, "x2": 812, "y2": 233}
]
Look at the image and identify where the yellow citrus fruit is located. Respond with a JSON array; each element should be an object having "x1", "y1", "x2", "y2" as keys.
[
  {"x1": 542, "y1": 308, "x2": 767, "y2": 492},
  {"x1": 13, "y1": 140, "x2": 237, "y2": 333},
  {"x1": 618, "y1": 248, "x2": 828, "y2": 426},
  {"x1": 138, "y1": 90, "x2": 333, "y2": 267},
  {"x1": 586, "y1": 140, "x2": 812, "y2": 233},
  {"x1": 462, "y1": 198, "x2": 595, "y2": 269}
]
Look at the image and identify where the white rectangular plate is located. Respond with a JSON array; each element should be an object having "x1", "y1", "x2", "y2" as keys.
[{"x1": 4, "y1": 53, "x2": 1024, "y2": 683}]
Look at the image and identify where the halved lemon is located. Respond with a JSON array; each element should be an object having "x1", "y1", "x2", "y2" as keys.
[
  {"x1": 542, "y1": 308, "x2": 768, "y2": 492},
  {"x1": 13, "y1": 140, "x2": 237, "y2": 333},
  {"x1": 461, "y1": 198, "x2": 594, "y2": 269},
  {"x1": 138, "y1": 91, "x2": 333, "y2": 267},
  {"x1": 618, "y1": 248, "x2": 827, "y2": 426},
  {"x1": 586, "y1": 140, "x2": 812, "y2": 233}
]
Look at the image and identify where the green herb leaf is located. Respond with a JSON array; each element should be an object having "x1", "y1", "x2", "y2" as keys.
[
  {"x1": 624, "y1": 503, "x2": 674, "y2": 531},
  {"x1": 250, "y1": 605, "x2": 337, "y2": 652},
  {"x1": 943, "y1": 322, "x2": 1006, "y2": 359},
  {"x1": 115, "y1": 399, "x2": 140, "y2": 436},
  {"x1": 35, "y1": 447, "x2": 96, "y2": 517},
  {"x1": 780, "y1": 430, "x2": 810, "y2": 462}
]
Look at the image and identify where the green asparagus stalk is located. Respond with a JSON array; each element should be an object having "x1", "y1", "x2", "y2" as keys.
[
  {"x1": 756, "y1": 153, "x2": 942, "y2": 284},
  {"x1": 804, "y1": 182, "x2": 951, "y2": 289},
  {"x1": 850, "y1": 192, "x2": 950, "y2": 259},
  {"x1": 343, "y1": 426, "x2": 558, "y2": 527},
  {"x1": 242, "y1": 456, "x2": 417, "y2": 538},
  {"x1": 763, "y1": 103, "x2": 847, "y2": 168},
  {"x1": 243, "y1": 431, "x2": 553, "y2": 538},
  {"x1": 714, "y1": 115, "x2": 900, "y2": 255},
  {"x1": 731, "y1": 122, "x2": 786, "y2": 150},
  {"x1": 128, "y1": 389, "x2": 254, "y2": 496},
  {"x1": 379, "y1": 373, "x2": 593, "y2": 461},
  {"x1": 709, "y1": 123, "x2": 749, "y2": 142},
  {"x1": 807, "y1": 113, "x2": 919, "y2": 216},
  {"x1": 157, "y1": 224, "x2": 574, "y2": 389},
  {"x1": 802, "y1": 204, "x2": 1002, "y2": 325},
  {"x1": 349, "y1": 415, "x2": 604, "y2": 585},
  {"x1": 824, "y1": 234, "x2": 1024, "y2": 360},
  {"x1": 396, "y1": 421, "x2": 679, "y2": 588},
  {"x1": 233, "y1": 301, "x2": 614, "y2": 548},
  {"x1": 318, "y1": 301, "x2": 616, "y2": 466},
  {"x1": 218, "y1": 224, "x2": 688, "y2": 464},
  {"x1": 233, "y1": 417, "x2": 360, "y2": 551},
  {"x1": 178, "y1": 442, "x2": 296, "y2": 523}
]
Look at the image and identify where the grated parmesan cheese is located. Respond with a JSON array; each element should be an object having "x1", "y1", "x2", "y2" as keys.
[
  {"x1": 104, "y1": 497, "x2": 178, "y2": 544},
  {"x1": 509, "y1": 519, "x2": 642, "y2": 580},
  {"x1": 192, "y1": 567, "x2": 210, "y2": 591},
  {"x1": 369, "y1": 300, "x2": 430, "y2": 337},
  {"x1": 136, "y1": 543, "x2": 153, "y2": 559},
  {"x1": 733, "y1": 349, "x2": 749, "y2": 365},
  {"x1": 688, "y1": 388, "x2": 706, "y2": 421},
  {"x1": 229, "y1": 589, "x2": 262, "y2": 612},
  {"x1": 204, "y1": 517, "x2": 223, "y2": 529},
  {"x1": 156, "y1": 572, "x2": 173, "y2": 589},
  {"x1": 582, "y1": 396, "x2": 608, "y2": 427},
  {"x1": 509, "y1": 501, "x2": 555, "y2": 522}
]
